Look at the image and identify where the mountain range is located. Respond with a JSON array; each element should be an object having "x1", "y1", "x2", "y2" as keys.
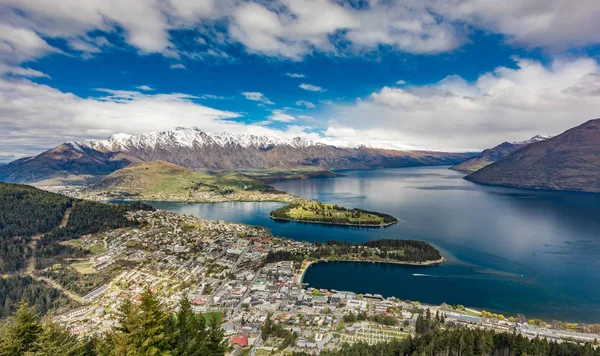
[
  {"x1": 0, "y1": 127, "x2": 473, "y2": 184},
  {"x1": 450, "y1": 135, "x2": 550, "y2": 173},
  {"x1": 466, "y1": 119, "x2": 600, "y2": 193}
]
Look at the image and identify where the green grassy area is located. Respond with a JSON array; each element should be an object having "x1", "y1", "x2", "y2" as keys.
[
  {"x1": 70, "y1": 262, "x2": 96, "y2": 274},
  {"x1": 270, "y1": 201, "x2": 398, "y2": 226},
  {"x1": 240, "y1": 168, "x2": 342, "y2": 183},
  {"x1": 90, "y1": 161, "x2": 288, "y2": 200},
  {"x1": 202, "y1": 311, "x2": 224, "y2": 324}
]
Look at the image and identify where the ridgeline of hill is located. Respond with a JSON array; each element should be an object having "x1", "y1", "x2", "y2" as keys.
[
  {"x1": 270, "y1": 201, "x2": 398, "y2": 227},
  {"x1": 466, "y1": 119, "x2": 600, "y2": 192},
  {"x1": 82, "y1": 161, "x2": 302, "y2": 203}
]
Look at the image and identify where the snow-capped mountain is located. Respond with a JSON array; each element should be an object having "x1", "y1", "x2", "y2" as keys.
[
  {"x1": 514, "y1": 135, "x2": 552, "y2": 145},
  {"x1": 0, "y1": 127, "x2": 473, "y2": 184},
  {"x1": 73, "y1": 127, "x2": 324, "y2": 152},
  {"x1": 451, "y1": 134, "x2": 552, "y2": 173}
]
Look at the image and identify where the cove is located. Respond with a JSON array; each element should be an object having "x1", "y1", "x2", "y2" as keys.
[{"x1": 143, "y1": 166, "x2": 600, "y2": 323}]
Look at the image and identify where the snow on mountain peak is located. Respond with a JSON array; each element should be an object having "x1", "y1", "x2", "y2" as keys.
[
  {"x1": 514, "y1": 135, "x2": 552, "y2": 145},
  {"x1": 74, "y1": 127, "x2": 324, "y2": 152}
]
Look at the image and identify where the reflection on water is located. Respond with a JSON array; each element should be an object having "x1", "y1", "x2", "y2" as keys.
[{"x1": 147, "y1": 166, "x2": 600, "y2": 322}]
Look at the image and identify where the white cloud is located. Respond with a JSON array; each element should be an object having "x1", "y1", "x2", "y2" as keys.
[
  {"x1": 269, "y1": 110, "x2": 295, "y2": 122},
  {"x1": 295, "y1": 100, "x2": 316, "y2": 108},
  {"x1": 242, "y1": 92, "x2": 274, "y2": 105},
  {"x1": 199, "y1": 94, "x2": 226, "y2": 100},
  {"x1": 396, "y1": 80, "x2": 406, "y2": 85},
  {"x1": 325, "y1": 57, "x2": 600, "y2": 151},
  {"x1": 0, "y1": 64, "x2": 49, "y2": 78},
  {"x1": 170, "y1": 64, "x2": 186, "y2": 69},
  {"x1": 2, "y1": 0, "x2": 600, "y2": 65},
  {"x1": 285, "y1": 73, "x2": 306, "y2": 78},
  {"x1": 0, "y1": 77, "x2": 324, "y2": 161},
  {"x1": 136, "y1": 85, "x2": 153, "y2": 91},
  {"x1": 436, "y1": 0, "x2": 600, "y2": 51},
  {"x1": 299, "y1": 83, "x2": 325, "y2": 92},
  {"x1": 0, "y1": 24, "x2": 61, "y2": 64}
]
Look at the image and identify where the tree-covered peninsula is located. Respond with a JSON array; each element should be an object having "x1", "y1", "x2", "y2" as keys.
[
  {"x1": 270, "y1": 201, "x2": 398, "y2": 227},
  {"x1": 267, "y1": 239, "x2": 444, "y2": 265}
]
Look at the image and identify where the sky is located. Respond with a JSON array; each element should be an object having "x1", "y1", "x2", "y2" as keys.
[{"x1": 2, "y1": 0, "x2": 600, "y2": 162}]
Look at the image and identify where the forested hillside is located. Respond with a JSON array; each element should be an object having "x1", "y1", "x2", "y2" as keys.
[
  {"x1": 0, "y1": 276, "x2": 75, "y2": 319},
  {"x1": 0, "y1": 182, "x2": 153, "y2": 317}
]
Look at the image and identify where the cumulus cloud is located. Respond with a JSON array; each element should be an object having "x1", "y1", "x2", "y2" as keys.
[
  {"x1": 299, "y1": 83, "x2": 325, "y2": 92},
  {"x1": 295, "y1": 100, "x2": 316, "y2": 108},
  {"x1": 242, "y1": 92, "x2": 274, "y2": 105},
  {"x1": 0, "y1": 24, "x2": 61, "y2": 64},
  {"x1": 436, "y1": 0, "x2": 600, "y2": 51},
  {"x1": 0, "y1": 77, "x2": 245, "y2": 160},
  {"x1": 0, "y1": 77, "x2": 324, "y2": 161},
  {"x1": 170, "y1": 64, "x2": 186, "y2": 69},
  {"x1": 136, "y1": 85, "x2": 153, "y2": 91},
  {"x1": 324, "y1": 57, "x2": 600, "y2": 151},
  {"x1": 1, "y1": 0, "x2": 600, "y2": 64}
]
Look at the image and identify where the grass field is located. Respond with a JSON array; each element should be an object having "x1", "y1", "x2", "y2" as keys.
[
  {"x1": 88, "y1": 161, "x2": 295, "y2": 202},
  {"x1": 71, "y1": 262, "x2": 96, "y2": 274},
  {"x1": 270, "y1": 201, "x2": 397, "y2": 226},
  {"x1": 202, "y1": 310, "x2": 225, "y2": 324}
]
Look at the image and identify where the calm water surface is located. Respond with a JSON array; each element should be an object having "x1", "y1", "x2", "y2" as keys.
[{"x1": 147, "y1": 167, "x2": 600, "y2": 322}]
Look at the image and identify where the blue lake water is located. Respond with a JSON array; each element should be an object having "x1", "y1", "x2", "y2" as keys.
[{"x1": 146, "y1": 166, "x2": 600, "y2": 322}]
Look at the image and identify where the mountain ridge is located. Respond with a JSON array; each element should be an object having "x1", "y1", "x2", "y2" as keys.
[
  {"x1": 465, "y1": 119, "x2": 600, "y2": 192},
  {"x1": 450, "y1": 135, "x2": 550, "y2": 173},
  {"x1": 0, "y1": 127, "x2": 474, "y2": 184}
]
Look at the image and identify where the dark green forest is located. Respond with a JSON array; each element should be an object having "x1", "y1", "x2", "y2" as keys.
[
  {"x1": 266, "y1": 239, "x2": 442, "y2": 264},
  {"x1": 0, "y1": 276, "x2": 76, "y2": 319},
  {"x1": 0, "y1": 182, "x2": 153, "y2": 273},
  {"x1": 0, "y1": 182, "x2": 71, "y2": 272}
]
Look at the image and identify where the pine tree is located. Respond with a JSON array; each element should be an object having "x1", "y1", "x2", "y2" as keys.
[
  {"x1": 175, "y1": 294, "x2": 207, "y2": 356},
  {"x1": 0, "y1": 301, "x2": 42, "y2": 355},
  {"x1": 113, "y1": 296, "x2": 140, "y2": 355},
  {"x1": 206, "y1": 315, "x2": 226, "y2": 356},
  {"x1": 136, "y1": 287, "x2": 174, "y2": 355},
  {"x1": 34, "y1": 318, "x2": 88, "y2": 356}
]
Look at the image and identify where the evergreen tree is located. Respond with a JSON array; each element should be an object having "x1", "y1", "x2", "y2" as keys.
[
  {"x1": 34, "y1": 317, "x2": 88, "y2": 356},
  {"x1": 0, "y1": 301, "x2": 42, "y2": 355},
  {"x1": 175, "y1": 294, "x2": 208, "y2": 356},
  {"x1": 206, "y1": 316, "x2": 226, "y2": 356},
  {"x1": 135, "y1": 287, "x2": 174, "y2": 355},
  {"x1": 112, "y1": 296, "x2": 140, "y2": 355}
]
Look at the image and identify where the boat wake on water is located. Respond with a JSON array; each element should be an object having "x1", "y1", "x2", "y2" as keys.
[{"x1": 412, "y1": 273, "x2": 436, "y2": 277}]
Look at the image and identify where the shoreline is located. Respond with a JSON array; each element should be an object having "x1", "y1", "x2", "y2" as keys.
[
  {"x1": 70, "y1": 193, "x2": 307, "y2": 205},
  {"x1": 297, "y1": 257, "x2": 446, "y2": 285},
  {"x1": 270, "y1": 215, "x2": 399, "y2": 228}
]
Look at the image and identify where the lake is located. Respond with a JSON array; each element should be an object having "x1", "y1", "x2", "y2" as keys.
[{"x1": 146, "y1": 166, "x2": 600, "y2": 322}]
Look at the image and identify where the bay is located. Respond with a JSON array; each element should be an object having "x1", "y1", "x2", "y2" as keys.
[{"x1": 145, "y1": 166, "x2": 600, "y2": 322}]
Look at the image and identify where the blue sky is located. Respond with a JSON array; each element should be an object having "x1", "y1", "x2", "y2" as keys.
[{"x1": 2, "y1": 0, "x2": 600, "y2": 162}]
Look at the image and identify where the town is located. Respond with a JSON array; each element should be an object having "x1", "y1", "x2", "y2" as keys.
[{"x1": 47, "y1": 210, "x2": 600, "y2": 354}]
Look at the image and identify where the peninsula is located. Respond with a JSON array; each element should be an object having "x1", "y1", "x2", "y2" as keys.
[
  {"x1": 269, "y1": 201, "x2": 398, "y2": 227},
  {"x1": 267, "y1": 239, "x2": 445, "y2": 273}
]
